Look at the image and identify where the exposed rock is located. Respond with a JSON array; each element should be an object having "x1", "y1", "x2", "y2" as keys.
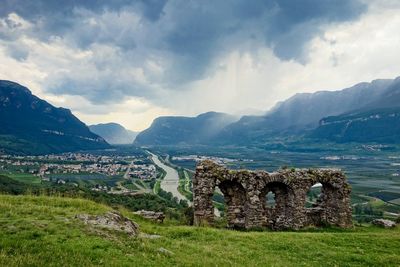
[
  {"x1": 134, "y1": 210, "x2": 165, "y2": 223},
  {"x1": 76, "y1": 211, "x2": 139, "y2": 236},
  {"x1": 158, "y1": 247, "x2": 174, "y2": 255},
  {"x1": 193, "y1": 160, "x2": 352, "y2": 230},
  {"x1": 372, "y1": 219, "x2": 396, "y2": 228},
  {"x1": 139, "y1": 233, "x2": 162, "y2": 239}
]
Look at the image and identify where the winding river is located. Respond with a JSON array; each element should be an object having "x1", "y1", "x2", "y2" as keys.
[{"x1": 149, "y1": 152, "x2": 188, "y2": 202}]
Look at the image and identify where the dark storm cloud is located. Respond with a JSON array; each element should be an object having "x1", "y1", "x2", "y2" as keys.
[
  {"x1": 0, "y1": 0, "x2": 167, "y2": 20},
  {"x1": 0, "y1": 0, "x2": 367, "y2": 103},
  {"x1": 264, "y1": 0, "x2": 367, "y2": 60},
  {"x1": 155, "y1": 0, "x2": 366, "y2": 82}
]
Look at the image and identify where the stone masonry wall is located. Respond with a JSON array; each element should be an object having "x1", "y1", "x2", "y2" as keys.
[{"x1": 193, "y1": 160, "x2": 352, "y2": 230}]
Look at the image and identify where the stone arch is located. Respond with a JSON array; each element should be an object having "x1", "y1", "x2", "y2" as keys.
[
  {"x1": 218, "y1": 180, "x2": 247, "y2": 229},
  {"x1": 305, "y1": 177, "x2": 352, "y2": 227},
  {"x1": 260, "y1": 181, "x2": 294, "y2": 229},
  {"x1": 305, "y1": 181, "x2": 330, "y2": 226},
  {"x1": 304, "y1": 183, "x2": 322, "y2": 208}
]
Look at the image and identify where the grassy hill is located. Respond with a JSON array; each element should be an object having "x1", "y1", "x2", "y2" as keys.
[{"x1": 0, "y1": 194, "x2": 399, "y2": 266}]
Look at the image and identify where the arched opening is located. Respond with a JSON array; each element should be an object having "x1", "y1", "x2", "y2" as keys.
[
  {"x1": 218, "y1": 180, "x2": 247, "y2": 229},
  {"x1": 261, "y1": 182, "x2": 291, "y2": 228},
  {"x1": 305, "y1": 183, "x2": 322, "y2": 208},
  {"x1": 305, "y1": 182, "x2": 340, "y2": 226}
]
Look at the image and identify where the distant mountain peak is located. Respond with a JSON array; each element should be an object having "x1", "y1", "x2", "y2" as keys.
[
  {"x1": 89, "y1": 123, "x2": 137, "y2": 145},
  {"x1": 134, "y1": 111, "x2": 238, "y2": 146}
]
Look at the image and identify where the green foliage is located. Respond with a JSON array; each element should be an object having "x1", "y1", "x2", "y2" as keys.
[
  {"x1": 177, "y1": 168, "x2": 193, "y2": 201},
  {"x1": 182, "y1": 206, "x2": 194, "y2": 225},
  {"x1": 353, "y1": 202, "x2": 385, "y2": 223},
  {"x1": 0, "y1": 175, "x2": 28, "y2": 194},
  {"x1": 155, "y1": 165, "x2": 167, "y2": 179},
  {"x1": 0, "y1": 174, "x2": 187, "y2": 215},
  {"x1": 3, "y1": 173, "x2": 41, "y2": 184},
  {"x1": 153, "y1": 180, "x2": 161, "y2": 194}
]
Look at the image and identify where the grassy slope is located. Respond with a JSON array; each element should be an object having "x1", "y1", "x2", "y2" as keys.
[
  {"x1": 0, "y1": 194, "x2": 399, "y2": 267},
  {"x1": 1, "y1": 173, "x2": 42, "y2": 184}
]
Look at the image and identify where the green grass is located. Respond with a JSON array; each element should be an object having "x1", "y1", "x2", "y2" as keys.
[
  {"x1": 177, "y1": 169, "x2": 193, "y2": 201},
  {"x1": 122, "y1": 182, "x2": 140, "y2": 191},
  {"x1": 153, "y1": 179, "x2": 161, "y2": 194},
  {"x1": 0, "y1": 194, "x2": 399, "y2": 266},
  {"x1": 1, "y1": 173, "x2": 41, "y2": 184}
]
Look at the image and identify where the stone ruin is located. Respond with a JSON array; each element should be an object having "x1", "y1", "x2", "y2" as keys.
[{"x1": 193, "y1": 160, "x2": 352, "y2": 230}]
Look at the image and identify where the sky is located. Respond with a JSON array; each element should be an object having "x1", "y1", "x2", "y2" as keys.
[{"x1": 1, "y1": 0, "x2": 400, "y2": 131}]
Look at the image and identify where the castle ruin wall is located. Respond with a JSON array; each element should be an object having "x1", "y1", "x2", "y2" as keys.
[{"x1": 193, "y1": 160, "x2": 352, "y2": 230}]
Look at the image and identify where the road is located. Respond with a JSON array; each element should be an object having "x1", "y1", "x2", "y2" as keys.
[
  {"x1": 123, "y1": 160, "x2": 134, "y2": 179},
  {"x1": 149, "y1": 152, "x2": 188, "y2": 203}
]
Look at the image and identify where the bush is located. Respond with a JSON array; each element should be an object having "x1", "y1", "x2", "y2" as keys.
[
  {"x1": 0, "y1": 175, "x2": 29, "y2": 194},
  {"x1": 183, "y1": 206, "x2": 194, "y2": 225}
]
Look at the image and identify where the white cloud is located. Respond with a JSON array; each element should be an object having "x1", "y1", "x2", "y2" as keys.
[{"x1": 0, "y1": 12, "x2": 32, "y2": 33}]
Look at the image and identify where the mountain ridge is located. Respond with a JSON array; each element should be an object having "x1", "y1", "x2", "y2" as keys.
[
  {"x1": 136, "y1": 77, "x2": 400, "y2": 146},
  {"x1": 310, "y1": 106, "x2": 400, "y2": 143},
  {"x1": 0, "y1": 80, "x2": 110, "y2": 154},
  {"x1": 134, "y1": 111, "x2": 238, "y2": 146}
]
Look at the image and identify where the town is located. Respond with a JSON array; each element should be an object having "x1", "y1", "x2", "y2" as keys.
[{"x1": 0, "y1": 153, "x2": 157, "y2": 192}]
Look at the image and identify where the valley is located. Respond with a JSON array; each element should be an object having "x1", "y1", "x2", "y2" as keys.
[{"x1": 2, "y1": 142, "x2": 400, "y2": 223}]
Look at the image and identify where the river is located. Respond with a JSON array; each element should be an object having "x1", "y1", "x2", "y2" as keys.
[{"x1": 149, "y1": 152, "x2": 188, "y2": 202}]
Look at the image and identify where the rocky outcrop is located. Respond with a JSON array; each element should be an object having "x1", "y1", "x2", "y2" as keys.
[
  {"x1": 372, "y1": 219, "x2": 396, "y2": 228},
  {"x1": 76, "y1": 211, "x2": 139, "y2": 236},
  {"x1": 193, "y1": 160, "x2": 352, "y2": 230},
  {"x1": 134, "y1": 210, "x2": 165, "y2": 223}
]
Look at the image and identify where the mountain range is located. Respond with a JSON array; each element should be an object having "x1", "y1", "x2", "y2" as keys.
[
  {"x1": 2, "y1": 76, "x2": 400, "y2": 154},
  {"x1": 136, "y1": 77, "x2": 400, "y2": 146},
  {"x1": 0, "y1": 80, "x2": 110, "y2": 154},
  {"x1": 89, "y1": 123, "x2": 137, "y2": 144},
  {"x1": 134, "y1": 112, "x2": 238, "y2": 146}
]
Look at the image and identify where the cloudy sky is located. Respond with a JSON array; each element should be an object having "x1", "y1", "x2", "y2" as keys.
[{"x1": 1, "y1": 0, "x2": 400, "y2": 131}]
